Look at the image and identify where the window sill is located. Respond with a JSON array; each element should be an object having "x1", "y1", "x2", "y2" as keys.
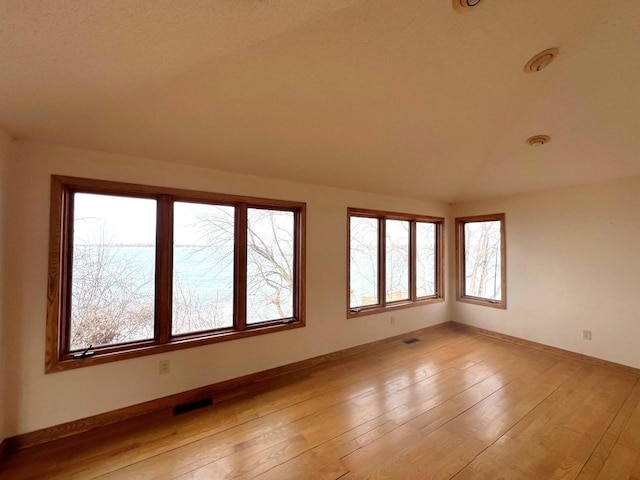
[
  {"x1": 46, "y1": 320, "x2": 304, "y2": 373},
  {"x1": 347, "y1": 296, "x2": 444, "y2": 319},
  {"x1": 456, "y1": 295, "x2": 506, "y2": 310}
]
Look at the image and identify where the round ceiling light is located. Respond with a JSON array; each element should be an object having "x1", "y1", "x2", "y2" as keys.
[
  {"x1": 524, "y1": 48, "x2": 559, "y2": 73},
  {"x1": 452, "y1": 0, "x2": 485, "y2": 13},
  {"x1": 527, "y1": 135, "x2": 551, "y2": 147}
]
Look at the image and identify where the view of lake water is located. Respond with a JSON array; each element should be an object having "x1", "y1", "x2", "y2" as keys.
[
  {"x1": 92, "y1": 244, "x2": 237, "y2": 293},
  {"x1": 72, "y1": 244, "x2": 293, "y2": 332}
]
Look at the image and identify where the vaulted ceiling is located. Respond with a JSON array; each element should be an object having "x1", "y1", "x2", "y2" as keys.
[{"x1": 1, "y1": 0, "x2": 639, "y2": 202}]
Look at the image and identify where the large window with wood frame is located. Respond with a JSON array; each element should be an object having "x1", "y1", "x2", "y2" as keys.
[
  {"x1": 47, "y1": 176, "x2": 305, "y2": 372},
  {"x1": 455, "y1": 213, "x2": 506, "y2": 309},
  {"x1": 348, "y1": 208, "x2": 444, "y2": 317}
]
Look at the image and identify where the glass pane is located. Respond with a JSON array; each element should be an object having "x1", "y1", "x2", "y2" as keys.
[
  {"x1": 70, "y1": 193, "x2": 156, "y2": 350},
  {"x1": 386, "y1": 219, "x2": 410, "y2": 302},
  {"x1": 349, "y1": 217, "x2": 379, "y2": 308},
  {"x1": 247, "y1": 209, "x2": 295, "y2": 324},
  {"x1": 464, "y1": 220, "x2": 502, "y2": 300},
  {"x1": 173, "y1": 203, "x2": 235, "y2": 335},
  {"x1": 416, "y1": 222, "x2": 436, "y2": 297}
]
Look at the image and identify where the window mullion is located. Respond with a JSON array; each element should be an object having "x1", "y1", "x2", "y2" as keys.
[
  {"x1": 500, "y1": 218, "x2": 507, "y2": 304},
  {"x1": 379, "y1": 217, "x2": 386, "y2": 307},
  {"x1": 294, "y1": 210, "x2": 303, "y2": 322},
  {"x1": 437, "y1": 222, "x2": 444, "y2": 298},
  {"x1": 236, "y1": 204, "x2": 248, "y2": 331},
  {"x1": 61, "y1": 187, "x2": 75, "y2": 356},
  {"x1": 457, "y1": 221, "x2": 465, "y2": 300},
  {"x1": 410, "y1": 221, "x2": 417, "y2": 301},
  {"x1": 156, "y1": 195, "x2": 173, "y2": 344}
]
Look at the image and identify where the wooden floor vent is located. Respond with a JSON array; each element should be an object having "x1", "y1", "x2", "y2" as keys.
[
  {"x1": 173, "y1": 397, "x2": 213, "y2": 416},
  {"x1": 402, "y1": 338, "x2": 420, "y2": 345}
]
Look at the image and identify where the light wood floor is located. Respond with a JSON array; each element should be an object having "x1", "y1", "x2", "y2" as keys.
[{"x1": 3, "y1": 327, "x2": 640, "y2": 479}]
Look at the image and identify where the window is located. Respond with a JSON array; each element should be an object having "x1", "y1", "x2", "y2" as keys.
[
  {"x1": 348, "y1": 208, "x2": 444, "y2": 317},
  {"x1": 386, "y1": 219, "x2": 410, "y2": 302},
  {"x1": 455, "y1": 213, "x2": 506, "y2": 309},
  {"x1": 47, "y1": 176, "x2": 305, "y2": 372},
  {"x1": 246, "y1": 208, "x2": 295, "y2": 324}
]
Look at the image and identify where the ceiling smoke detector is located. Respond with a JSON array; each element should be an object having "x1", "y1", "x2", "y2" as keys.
[
  {"x1": 527, "y1": 135, "x2": 551, "y2": 147},
  {"x1": 452, "y1": 0, "x2": 484, "y2": 13},
  {"x1": 524, "y1": 48, "x2": 559, "y2": 73}
]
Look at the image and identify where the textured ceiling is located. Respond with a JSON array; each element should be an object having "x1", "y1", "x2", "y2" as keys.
[{"x1": 1, "y1": 0, "x2": 639, "y2": 202}]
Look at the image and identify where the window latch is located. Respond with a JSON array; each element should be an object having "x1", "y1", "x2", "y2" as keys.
[
  {"x1": 73, "y1": 344, "x2": 95, "y2": 359},
  {"x1": 350, "y1": 308, "x2": 361, "y2": 314}
]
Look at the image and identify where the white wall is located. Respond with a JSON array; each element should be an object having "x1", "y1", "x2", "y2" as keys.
[
  {"x1": 451, "y1": 176, "x2": 640, "y2": 369},
  {"x1": 3, "y1": 141, "x2": 449, "y2": 437},
  {"x1": 0, "y1": 130, "x2": 12, "y2": 443},
  {"x1": 10, "y1": 138, "x2": 638, "y2": 440}
]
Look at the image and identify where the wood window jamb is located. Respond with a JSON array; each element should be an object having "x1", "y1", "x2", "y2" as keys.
[
  {"x1": 347, "y1": 208, "x2": 444, "y2": 319},
  {"x1": 455, "y1": 213, "x2": 506, "y2": 309},
  {"x1": 45, "y1": 176, "x2": 306, "y2": 373}
]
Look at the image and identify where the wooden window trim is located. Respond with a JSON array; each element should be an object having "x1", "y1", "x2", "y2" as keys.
[
  {"x1": 347, "y1": 208, "x2": 444, "y2": 319},
  {"x1": 46, "y1": 176, "x2": 306, "y2": 373},
  {"x1": 455, "y1": 213, "x2": 507, "y2": 309}
]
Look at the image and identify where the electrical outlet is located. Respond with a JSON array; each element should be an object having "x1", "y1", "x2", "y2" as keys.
[
  {"x1": 159, "y1": 359, "x2": 170, "y2": 374},
  {"x1": 582, "y1": 330, "x2": 592, "y2": 341},
  {"x1": 390, "y1": 316, "x2": 396, "y2": 325}
]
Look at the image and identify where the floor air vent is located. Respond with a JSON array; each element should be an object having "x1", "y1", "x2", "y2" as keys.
[
  {"x1": 402, "y1": 338, "x2": 420, "y2": 345},
  {"x1": 173, "y1": 397, "x2": 213, "y2": 416}
]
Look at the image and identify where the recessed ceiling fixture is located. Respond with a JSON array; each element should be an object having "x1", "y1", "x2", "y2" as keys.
[
  {"x1": 527, "y1": 135, "x2": 551, "y2": 147},
  {"x1": 524, "y1": 48, "x2": 559, "y2": 73},
  {"x1": 452, "y1": 0, "x2": 484, "y2": 13}
]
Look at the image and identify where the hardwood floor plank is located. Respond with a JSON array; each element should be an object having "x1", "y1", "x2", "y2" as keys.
[
  {"x1": 117, "y1": 359, "x2": 502, "y2": 479},
  {"x1": 453, "y1": 364, "x2": 635, "y2": 479},
  {"x1": 2, "y1": 327, "x2": 639, "y2": 480},
  {"x1": 341, "y1": 355, "x2": 578, "y2": 479},
  {"x1": 1, "y1": 331, "x2": 475, "y2": 479},
  {"x1": 405, "y1": 347, "x2": 557, "y2": 433},
  {"x1": 596, "y1": 443, "x2": 638, "y2": 480},
  {"x1": 577, "y1": 379, "x2": 640, "y2": 480},
  {"x1": 618, "y1": 390, "x2": 640, "y2": 452},
  {"x1": 244, "y1": 417, "x2": 400, "y2": 480},
  {"x1": 94, "y1": 337, "x2": 514, "y2": 479}
]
